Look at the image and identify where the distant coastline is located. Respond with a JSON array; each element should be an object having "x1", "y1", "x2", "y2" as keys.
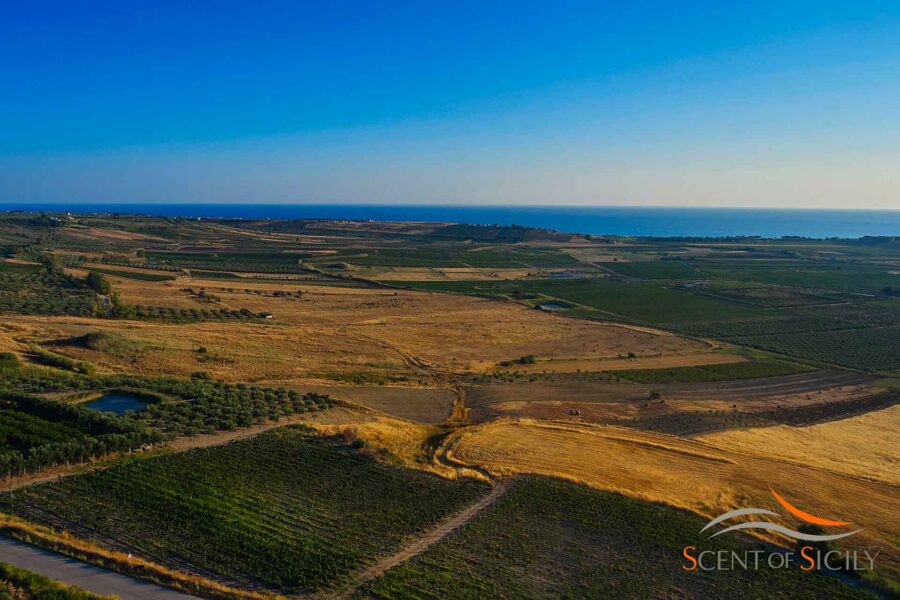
[{"x1": 4, "y1": 203, "x2": 899, "y2": 239}]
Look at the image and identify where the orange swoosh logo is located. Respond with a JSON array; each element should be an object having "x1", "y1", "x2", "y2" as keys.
[{"x1": 770, "y1": 488, "x2": 851, "y2": 527}]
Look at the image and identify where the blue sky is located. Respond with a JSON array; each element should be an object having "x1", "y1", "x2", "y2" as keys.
[{"x1": 1, "y1": 1, "x2": 899, "y2": 207}]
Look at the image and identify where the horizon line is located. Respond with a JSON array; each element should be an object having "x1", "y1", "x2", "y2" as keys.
[{"x1": 4, "y1": 202, "x2": 899, "y2": 213}]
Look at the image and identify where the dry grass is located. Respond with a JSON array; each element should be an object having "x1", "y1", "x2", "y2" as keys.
[
  {"x1": 58, "y1": 226, "x2": 171, "y2": 243},
  {"x1": 361, "y1": 267, "x2": 535, "y2": 281},
  {"x1": 441, "y1": 418, "x2": 900, "y2": 570},
  {"x1": 0, "y1": 514, "x2": 283, "y2": 600},
  {"x1": 2, "y1": 276, "x2": 705, "y2": 382},
  {"x1": 508, "y1": 351, "x2": 743, "y2": 374},
  {"x1": 698, "y1": 404, "x2": 900, "y2": 485}
]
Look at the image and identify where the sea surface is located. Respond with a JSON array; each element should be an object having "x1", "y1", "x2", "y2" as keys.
[{"x1": 4, "y1": 203, "x2": 900, "y2": 239}]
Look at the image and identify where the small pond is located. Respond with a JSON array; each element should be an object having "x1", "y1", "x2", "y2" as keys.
[
  {"x1": 83, "y1": 393, "x2": 149, "y2": 415},
  {"x1": 538, "y1": 302, "x2": 571, "y2": 311}
]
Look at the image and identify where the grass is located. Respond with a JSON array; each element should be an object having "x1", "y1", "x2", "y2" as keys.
[
  {"x1": 605, "y1": 260, "x2": 697, "y2": 279},
  {"x1": 0, "y1": 561, "x2": 112, "y2": 599},
  {"x1": 607, "y1": 358, "x2": 815, "y2": 384},
  {"x1": 312, "y1": 247, "x2": 582, "y2": 269},
  {"x1": 1, "y1": 427, "x2": 489, "y2": 593},
  {"x1": 27, "y1": 344, "x2": 96, "y2": 375},
  {"x1": 85, "y1": 266, "x2": 176, "y2": 281},
  {"x1": 74, "y1": 331, "x2": 150, "y2": 357},
  {"x1": 363, "y1": 476, "x2": 872, "y2": 599}
]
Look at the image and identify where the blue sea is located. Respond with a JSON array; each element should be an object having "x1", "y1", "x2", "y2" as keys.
[{"x1": 4, "y1": 203, "x2": 899, "y2": 239}]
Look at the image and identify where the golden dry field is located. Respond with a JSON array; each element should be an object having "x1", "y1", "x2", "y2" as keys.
[
  {"x1": 698, "y1": 404, "x2": 900, "y2": 484},
  {"x1": 4, "y1": 274, "x2": 707, "y2": 383},
  {"x1": 439, "y1": 418, "x2": 900, "y2": 571}
]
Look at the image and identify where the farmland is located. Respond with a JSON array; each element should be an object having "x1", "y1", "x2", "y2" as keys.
[
  {"x1": 438, "y1": 419, "x2": 900, "y2": 577},
  {"x1": 607, "y1": 358, "x2": 814, "y2": 383},
  {"x1": 0, "y1": 212, "x2": 896, "y2": 598},
  {"x1": 363, "y1": 477, "x2": 871, "y2": 599},
  {"x1": 0, "y1": 269, "x2": 97, "y2": 317},
  {"x1": 0, "y1": 428, "x2": 489, "y2": 592}
]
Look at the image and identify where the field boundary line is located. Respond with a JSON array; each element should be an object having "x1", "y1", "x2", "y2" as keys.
[{"x1": 328, "y1": 479, "x2": 508, "y2": 599}]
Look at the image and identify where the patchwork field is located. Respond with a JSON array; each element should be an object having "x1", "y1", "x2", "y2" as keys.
[
  {"x1": 361, "y1": 477, "x2": 872, "y2": 600},
  {"x1": 1, "y1": 214, "x2": 897, "y2": 597},
  {"x1": 1, "y1": 278, "x2": 707, "y2": 383},
  {"x1": 439, "y1": 419, "x2": 900, "y2": 575},
  {"x1": 0, "y1": 428, "x2": 490, "y2": 593}
]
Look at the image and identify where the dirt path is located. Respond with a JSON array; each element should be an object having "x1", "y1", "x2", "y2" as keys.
[
  {"x1": 329, "y1": 479, "x2": 507, "y2": 599},
  {"x1": 0, "y1": 407, "x2": 360, "y2": 493}
]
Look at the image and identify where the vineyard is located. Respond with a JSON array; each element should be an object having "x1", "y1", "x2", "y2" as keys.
[
  {"x1": 144, "y1": 251, "x2": 310, "y2": 273},
  {"x1": 607, "y1": 358, "x2": 814, "y2": 384},
  {"x1": 85, "y1": 265, "x2": 176, "y2": 281},
  {"x1": 0, "y1": 428, "x2": 489, "y2": 592},
  {"x1": 697, "y1": 285, "x2": 846, "y2": 307},
  {"x1": 363, "y1": 476, "x2": 871, "y2": 599}
]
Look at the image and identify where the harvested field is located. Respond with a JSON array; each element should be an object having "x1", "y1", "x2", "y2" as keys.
[
  {"x1": 465, "y1": 370, "x2": 878, "y2": 422},
  {"x1": 505, "y1": 350, "x2": 742, "y2": 374},
  {"x1": 303, "y1": 384, "x2": 454, "y2": 424},
  {"x1": 698, "y1": 404, "x2": 900, "y2": 484},
  {"x1": 440, "y1": 419, "x2": 900, "y2": 572},
  {"x1": 360, "y1": 267, "x2": 535, "y2": 281},
  {"x1": 627, "y1": 389, "x2": 900, "y2": 436},
  {"x1": 2, "y1": 281, "x2": 705, "y2": 382}
]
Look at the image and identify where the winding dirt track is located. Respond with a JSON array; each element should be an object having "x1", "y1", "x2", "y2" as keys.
[{"x1": 329, "y1": 480, "x2": 507, "y2": 599}]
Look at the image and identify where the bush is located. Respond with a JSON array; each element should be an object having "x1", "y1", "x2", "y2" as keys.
[
  {"x1": 28, "y1": 344, "x2": 96, "y2": 375},
  {"x1": 84, "y1": 271, "x2": 111, "y2": 294},
  {"x1": 0, "y1": 562, "x2": 111, "y2": 599}
]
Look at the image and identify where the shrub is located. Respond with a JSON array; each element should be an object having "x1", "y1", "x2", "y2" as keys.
[{"x1": 28, "y1": 344, "x2": 96, "y2": 375}]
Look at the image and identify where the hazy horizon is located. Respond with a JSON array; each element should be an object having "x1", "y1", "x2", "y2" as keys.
[{"x1": 2, "y1": 2, "x2": 899, "y2": 209}]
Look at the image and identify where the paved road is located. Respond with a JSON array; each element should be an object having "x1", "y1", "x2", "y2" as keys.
[{"x1": 0, "y1": 537, "x2": 199, "y2": 599}]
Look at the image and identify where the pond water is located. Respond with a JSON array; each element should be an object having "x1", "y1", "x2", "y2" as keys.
[
  {"x1": 83, "y1": 393, "x2": 149, "y2": 415},
  {"x1": 538, "y1": 302, "x2": 571, "y2": 311}
]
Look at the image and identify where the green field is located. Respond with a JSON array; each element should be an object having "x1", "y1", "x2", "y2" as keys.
[
  {"x1": 605, "y1": 259, "x2": 697, "y2": 279},
  {"x1": 144, "y1": 251, "x2": 309, "y2": 273},
  {"x1": 0, "y1": 358, "x2": 332, "y2": 475},
  {"x1": 312, "y1": 246, "x2": 581, "y2": 269},
  {"x1": 362, "y1": 477, "x2": 870, "y2": 599},
  {"x1": 394, "y1": 278, "x2": 765, "y2": 323},
  {"x1": 0, "y1": 270, "x2": 97, "y2": 317},
  {"x1": 0, "y1": 562, "x2": 109, "y2": 599},
  {"x1": 85, "y1": 265, "x2": 176, "y2": 281},
  {"x1": 607, "y1": 358, "x2": 815, "y2": 384},
  {"x1": 390, "y1": 268, "x2": 900, "y2": 371},
  {"x1": 1, "y1": 428, "x2": 489, "y2": 593}
]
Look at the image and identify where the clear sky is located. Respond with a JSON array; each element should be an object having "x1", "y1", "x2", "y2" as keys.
[{"x1": 1, "y1": 1, "x2": 899, "y2": 208}]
